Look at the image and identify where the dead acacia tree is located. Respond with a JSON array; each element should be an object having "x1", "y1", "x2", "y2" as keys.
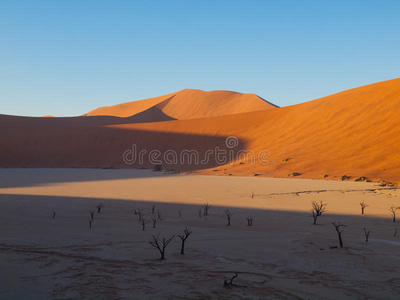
[
  {"x1": 224, "y1": 272, "x2": 247, "y2": 288},
  {"x1": 178, "y1": 210, "x2": 182, "y2": 218},
  {"x1": 203, "y1": 203, "x2": 211, "y2": 216},
  {"x1": 152, "y1": 204, "x2": 155, "y2": 214},
  {"x1": 246, "y1": 215, "x2": 255, "y2": 226},
  {"x1": 148, "y1": 234, "x2": 175, "y2": 259},
  {"x1": 137, "y1": 209, "x2": 143, "y2": 221},
  {"x1": 360, "y1": 201, "x2": 368, "y2": 214},
  {"x1": 89, "y1": 218, "x2": 93, "y2": 229},
  {"x1": 178, "y1": 227, "x2": 192, "y2": 255},
  {"x1": 96, "y1": 203, "x2": 104, "y2": 213},
  {"x1": 363, "y1": 228, "x2": 371, "y2": 242},
  {"x1": 225, "y1": 210, "x2": 233, "y2": 226},
  {"x1": 151, "y1": 216, "x2": 157, "y2": 228},
  {"x1": 389, "y1": 207, "x2": 399, "y2": 223},
  {"x1": 157, "y1": 209, "x2": 162, "y2": 220},
  {"x1": 89, "y1": 211, "x2": 95, "y2": 220},
  {"x1": 394, "y1": 228, "x2": 398, "y2": 237},
  {"x1": 141, "y1": 218, "x2": 148, "y2": 231},
  {"x1": 198, "y1": 208, "x2": 203, "y2": 218},
  {"x1": 52, "y1": 210, "x2": 56, "y2": 219},
  {"x1": 311, "y1": 201, "x2": 327, "y2": 225},
  {"x1": 332, "y1": 222, "x2": 346, "y2": 248}
]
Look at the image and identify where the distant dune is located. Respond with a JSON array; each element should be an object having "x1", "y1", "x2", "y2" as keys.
[
  {"x1": 0, "y1": 80, "x2": 399, "y2": 182},
  {"x1": 85, "y1": 89, "x2": 277, "y2": 120}
]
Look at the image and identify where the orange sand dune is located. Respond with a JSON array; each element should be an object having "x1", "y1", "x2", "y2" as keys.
[
  {"x1": 0, "y1": 79, "x2": 399, "y2": 182},
  {"x1": 86, "y1": 89, "x2": 277, "y2": 120}
]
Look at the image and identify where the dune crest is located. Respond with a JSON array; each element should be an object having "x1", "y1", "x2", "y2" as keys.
[{"x1": 86, "y1": 89, "x2": 277, "y2": 120}]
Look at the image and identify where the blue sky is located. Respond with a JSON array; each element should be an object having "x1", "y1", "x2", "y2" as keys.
[{"x1": 1, "y1": 0, "x2": 399, "y2": 117}]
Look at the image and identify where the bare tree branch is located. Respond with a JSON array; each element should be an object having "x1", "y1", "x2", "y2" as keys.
[
  {"x1": 225, "y1": 210, "x2": 233, "y2": 226},
  {"x1": 96, "y1": 203, "x2": 104, "y2": 213},
  {"x1": 246, "y1": 215, "x2": 255, "y2": 226},
  {"x1": 203, "y1": 203, "x2": 211, "y2": 216},
  {"x1": 363, "y1": 228, "x2": 371, "y2": 242},
  {"x1": 149, "y1": 234, "x2": 175, "y2": 259},
  {"x1": 224, "y1": 272, "x2": 247, "y2": 288},
  {"x1": 151, "y1": 216, "x2": 157, "y2": 228},
  {"x1": 360, "y1": 201, "x2": 368, "y2": 215},
  {"x1": 332, "y1": 221, "x2": 346, "y2": 248},
  {"x1": 311, "y1": 201, "x2": 327, "y2": 225},
  {"x1": 178, "y1": 227, "x2": 192, "y2": 255},
  {"x1": 141, "y1": 218, "x2": 148, "y2": 231}
]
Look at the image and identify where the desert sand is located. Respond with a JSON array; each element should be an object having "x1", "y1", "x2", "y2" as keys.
[
  {"x1": 85, "y1": 89, "x2": 277, "y2": 119},
  {"x1": 1, "y1": 79, "x2": 399, "y2": 182},
  {"x1": 1, "y1": 79, "x2": 400, "y2": 299},
  {"x1": 1, "y1": 168, "x2": 400, "y2": 299}
]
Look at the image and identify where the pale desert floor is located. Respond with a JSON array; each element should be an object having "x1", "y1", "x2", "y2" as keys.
[{"x1": 0, "y1": 169, "x2": 399, "y2": 299}]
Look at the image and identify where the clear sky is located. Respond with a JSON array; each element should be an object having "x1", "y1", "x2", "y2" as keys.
[{"x1": 1, "y1": 0, "x2": 399, "y2": 117}]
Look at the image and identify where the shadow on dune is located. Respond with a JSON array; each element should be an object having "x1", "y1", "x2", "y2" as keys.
[
  {"x1": 0, "y1": 125, "x2": 248, "y2": 187},
  {"x1": 0, "y1": 115, "x2": 248, "y2": 175}
]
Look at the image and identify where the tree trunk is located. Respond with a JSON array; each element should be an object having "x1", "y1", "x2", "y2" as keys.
[
  {"x1": 181, "y1": 241, "x2": 185, "y2": 255},
  {"x1": 338, "y1": 233, "x2": 343, "y2": 248}
]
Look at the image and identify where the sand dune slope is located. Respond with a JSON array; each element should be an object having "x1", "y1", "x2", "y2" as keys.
[
  {"x1": 86, "y1": 89, "x2": 277, "y2": 120},
  {"x1": 0, "y1": 79, "x2": 399, "y2": 182},
  {"x1": 105, "y1": 78, "x2": 400, "y2": 181}
]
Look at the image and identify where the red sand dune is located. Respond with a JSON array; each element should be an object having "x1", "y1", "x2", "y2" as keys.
[
  {"x1": 0, "y1": 79, "x2": 399, "y2": 182},
  {"x1": 85, "y1": 89, "x2": 277, "y2": 120}
]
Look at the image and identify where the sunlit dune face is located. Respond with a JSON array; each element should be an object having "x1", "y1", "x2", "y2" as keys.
[
  {"x1": 85, "y1": 89, "x2": 276, "y2": 119},
  {"x1": 0, "y1": 79, "x2": 399, "y2": 182}
]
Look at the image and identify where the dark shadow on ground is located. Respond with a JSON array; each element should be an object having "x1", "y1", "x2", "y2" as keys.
[{"x1": 1, "y1": 193, "x2": 400, "y2": 299}]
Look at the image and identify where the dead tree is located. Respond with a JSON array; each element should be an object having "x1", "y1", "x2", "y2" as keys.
[
  {"x1": 141, "y1": 218, "x2": 148, "y2": 231},
  {"x1": 89, "y1": 211, "x2": 95, "y2": 220},
  {"x1": 198, "y1": 208, "x2": 203, "y2": 218},
  {"x1": 152, "y1": 204, "x2": 155, "y2": 214},
  {"x1": 178, "y1": 210, "x2": 182, "y2": 218},
  {"x1": 134, "y1": 209, "x2": 138, "y2": 215},
  {"x1": 311, "y1": 201, "x2": 327, "y2": 225},
  {"x1": 363, "y1": 228, "x2": 371, "y2": 242},
  {"x1": 389, "y1": 207, "x2": 399, "y2": 223},
  {"x1": 157, "y1": 209, "x2": 162, "y2": 220},
  {"x1": 89, "y1": 218, "x2": 93, "y2": 229},
  {"x1": 96, "y1": 203, "x2": 104, "y2": 213},
  {"x1": 225, "y1": 210, "x2": 233, "y2": 226},
  {"x1": 203, "y1": 203, "x2": 211, "y2": 216},
  {"x1": 394, "y1": 228, "x2": 398, "y2": 237},
  {"x1": 246, "y1": 215, "x2": 255, "y2": 226},
  {"x1": 148, "y1": 234, "x2": 175, "y2": 259},
  {"x1": 224, "y1": 272, "x2": 247, "y2": 288},
  {"x1": 360, "y1": 201, "x2": 368, "y2": 215},
  {"x1": 52, "y1": 210, "x2": 56, "y2": 219},
  {"x1": 332, "y1": 222, "x2": 346, "y2": 248},
  {"x1": 137, "y1": 209, "x2": 143, "y2": 221},
  {"x1": 151, "y1": 216, "x2": 157, "y2": 228},
  {"x1": 178, "y1": 227, "x2": 192, "y2": 255}
]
